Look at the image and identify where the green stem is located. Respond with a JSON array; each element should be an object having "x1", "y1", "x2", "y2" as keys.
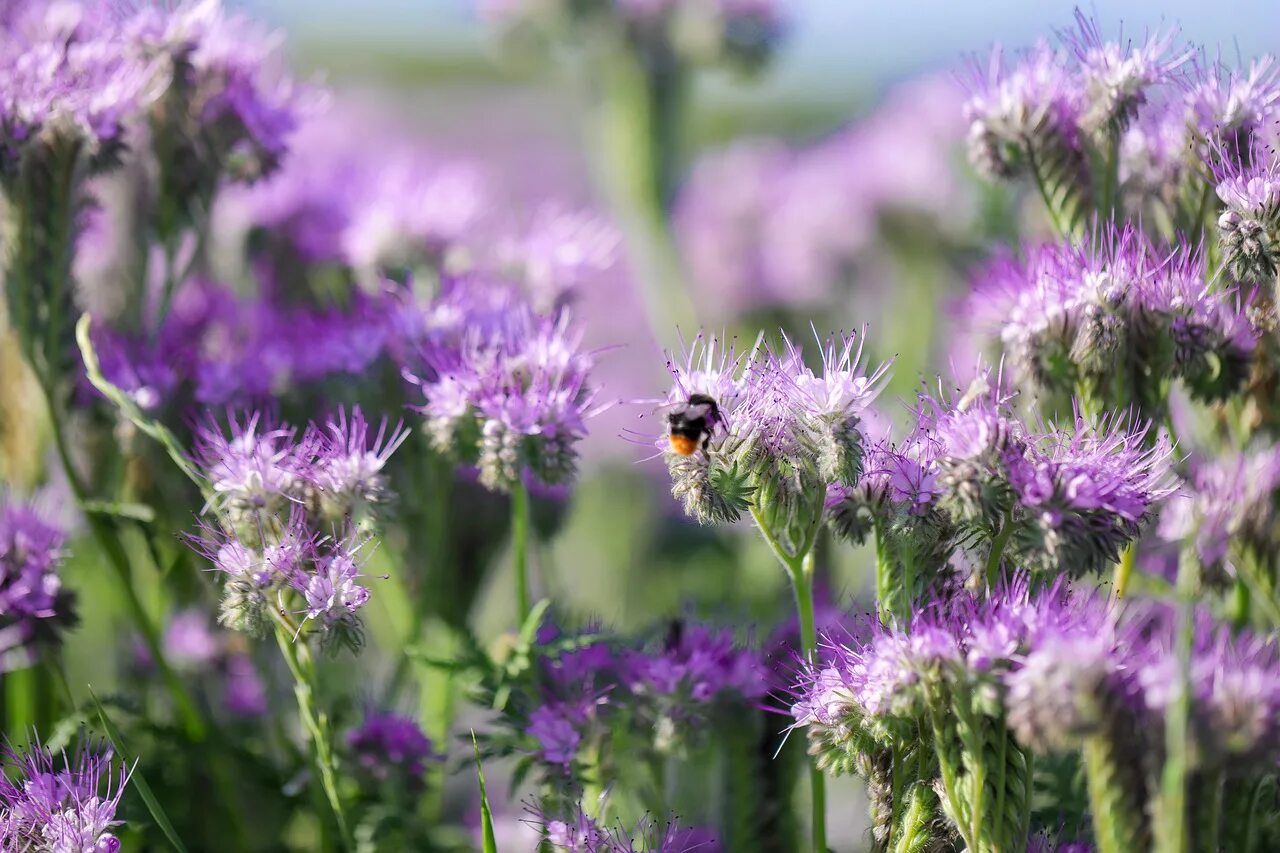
[
  {"x1": 1026, "y1": 143, "x2": 1069, "y2": 238},
  {"x1": 1100, "y1": 132, "x2": 1120, "y2": 223},
  {"x1": 993, "y1": 716, "x2": 1009, "y2": 852},
  {"x1": 874, "y1": 518, "x2": 895, "y2": 625},
  {"x1": 1232, "y1": 575, "x2": 1252, "y2": 630},
  {"x1": 591, "y1": 40, "x2": 696, "y2": 348},
  {"x1": 1156, "y1": 549, "x2": 1200, "y2": 853},
  {"x1": 512, "y1": 477, "x2": 531, "y2": 624},
  {"x1": 750, "y1": 504, "x2": 826, "y2": 851},
  {"x1": 1113, "y1": 542, "x2": 1136, "y2": 599},
  {"x1": 985, "y1": 507, "x2": 1015, "y2": 591},
  {"x1": 36, "y1": 379, "x2": 206, "y2": 741},
  {"x1": 5, "y1": 666, "x2": 38, "y2": 739},
  {"x1": 792, "y1": 552, "x2": 827, "y2": 853},
  {"x1": 273, "y1": 618, "x2": 353, "y2": 852}
]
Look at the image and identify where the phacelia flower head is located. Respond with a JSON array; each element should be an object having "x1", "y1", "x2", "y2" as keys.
[
  {"x1": 1136, "y1": 610, "x2": 1280, "y2": 770},
  {"x1": 1158, "y1": 443, "x2": 1280, "y2": 575},
  {"x1": 0, "y1": 494, "x2": 75, "y2": 672},
  {"x1": 306, "y1": 408, "x2": 409, "y2": 522},
  {"x1": 528, "y1": 802, "x2": 720, "y2": 853},
  {"x1": 963, "y1": 40, "x2": 1083, "y2": 181},
  {"x1": 1004, "y1": 599, "x2": 1141, "y2": 753},
  {"x1": 124, "y1": 0, "x2": 305, "y2": 196},
  {"x1": 0, "y1": 4, "x2": 154, "y2": 186},
  {"x1": 410, "y1": 276, "x2": 601, "y2": 492},
  {"x1": 1064, "y1": 12, "x2": 1189, "y2": 135},
  {"x1": 967, "y1": 225, "x2": 1254, "y2": 411},
  {"x1": 656, "y1": 328, "x2": 889, "y2": 535},
  {"x1": 0, "y1": 738, "x2": 131, "y2": 853},
  {"x1": 1187, "y1": 56, "x2": 1280, "y2": 152},
  {"x1": 345, "y1": 711, "x2": 438, "y2": 790},
  {"x1": 189, "y1": 408, "x2": 403, "y2": 649},
  {"x1": 792, "y1": 577, "x2": 1092, "y2": 766},
  {"x1": 1213, "y1": 138, "x2": 1280, "y2": 283},
  {"x1": 623, "y1": 621, "x2": 764, "y2": 749},
  {"x1": 1006, "y1": 413, "x2": 1177, "y2": 577}
]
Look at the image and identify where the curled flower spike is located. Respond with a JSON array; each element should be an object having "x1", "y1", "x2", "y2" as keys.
[
  {"x1": 188, "y1": 407, "x2": 403, "y2": 648},
  {"x1": 1212, "y1": 137, "x2": 1280, "y2": 283},
  {"x1": 0, "y1": 738, "x2": 132, "y2": 853},
  {"x1": 655, "y1": 328, "x2": 888, "y2": 541}
]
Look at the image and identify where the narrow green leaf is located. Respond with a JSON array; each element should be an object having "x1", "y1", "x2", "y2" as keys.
[
  {"x1": 76, "y1": 314, "x2": 205, "y2": 492},
  {"x1": 472, "y1": 731, "x2": 499, "y2": 853},
  {"x1": 81, "y1": 500, "x2": 157, "y2": 523},
  {"x1": 89, "y1": 687, "x2": 189, "y2": 853},
  {"x1": 517, "y1": 598, "x2": 552, "y2": 649}
]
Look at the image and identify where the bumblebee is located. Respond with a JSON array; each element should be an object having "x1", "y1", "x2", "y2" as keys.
[{"x1": 666, "y1": 393, "x2": 721, "y2": 456}]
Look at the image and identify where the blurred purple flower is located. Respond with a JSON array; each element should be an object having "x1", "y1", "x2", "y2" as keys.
[
  {"x1": 345, "y1": 711, "x2": 438, "y2": 788},
  {"x1": 0, "y1": 493, "x2": 75, "y2": 672}
]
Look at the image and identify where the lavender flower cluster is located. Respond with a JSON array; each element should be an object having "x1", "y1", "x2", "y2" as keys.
[
  {"x1": 193, "y1": 408, "x2": 406, "y2": 647},
  {"x1": 489, "y1": 618, "x2": 764, "y2": 782},
  {"x1": 0, "y1": 739, "x2": 130, "y2": 853}
]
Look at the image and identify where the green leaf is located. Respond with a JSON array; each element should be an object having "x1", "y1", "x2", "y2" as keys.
[
  {"x1": 89, "y1": 687, "x2": 189, "y2": 853},
  {"x1": 76, "y1": 314, "x2": 205, "y2": 493},
  {"x1": 472, "y1": 731, "x2": 499, "y2": 853},
  {"x1": 81, "y1": 500, "x2": 157, "y2": 523}
]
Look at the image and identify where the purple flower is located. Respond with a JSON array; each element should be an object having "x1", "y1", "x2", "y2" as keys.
[
  {"x1": 1187, "y1": 56, "x2": 1280, "y2": 148},
  {"x1": 1158, "y1": 444, "x2": 1280, "y2": 571},
  {"x1": 307, "y1": 408, "x2": 409, "y2": 518},
  {"x1": 489, "y1": 202, "x2": 621, "y2": 312},
  {"x1": 345, "y1": 711, "x2": 438, "y2": 788},
  {"x1": 624, "y1": 623, "x2": 765, "y2": 711},
  {"x1": 409, "y1": 276, "x2": 600, "y2": 491},
  {"x1": 0, "y1": 5, "x2": 154, "y2": 183},
  {"x1": 529, "y1": 802, "x2": 720, "y2": 853},
  {"x1": 963, "y1": 40, "x2": 1082, "y2": 179},
  {"x1": 0, "y1": 738, "x2": 131, "y2": 853},
  {"x1": 189, "y1": 407, "x2": 403, "y2": 647},
  {"x1": 222, "y1": 651, "x2": 267, "y2": 718},
  {"x1": 1135, "y1": 610, "x2": 1280, "y2": 767},
  {"x1": 1004, "y1": 412, "x2": 1176, "y2": 575},
  {"x1": 0, "y1": 494, "x2": 75, "y2": 672},
  {"x1": 1065, "y1": 12, "x2": 1189, "y2": 133},
  {"x1": 967, "y1": 226, "x2": 1255, "y2": 406},
  {"x1": 163, "y1": 608, "x2": 221, "y2": 671},
  {"x1": 528, "y1": 704, "x2": 583, "y2": 769},
  {"x1": 1213, "y1": 139, "x2": 1280, "y2": 281},
  {"x1": 124, "y1": 0, "x2": 305, "y2": 186}
]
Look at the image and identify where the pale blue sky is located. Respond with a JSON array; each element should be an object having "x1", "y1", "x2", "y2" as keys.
[{"x1": 239, "y1": 0, "x2": 1280, "y2": 97}]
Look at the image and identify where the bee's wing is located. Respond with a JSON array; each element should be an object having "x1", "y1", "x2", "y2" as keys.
[{"x1": 682, "y1": 401, "x2": 714, "y2": 420}]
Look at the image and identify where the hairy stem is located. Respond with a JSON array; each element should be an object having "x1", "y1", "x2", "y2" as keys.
[
  {"x1": 512, "y1": 477, "x2": 531, "y2": 624},
  {"x1": 1113, "y1": 542, "x2": 1136, "y2": 599},
  {"x1": 273, "y1": 618, "x2": 353, "y2": 852},
  {"x1": 1156, "y1": 549, "x2": 1200, "y2": 853}
]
